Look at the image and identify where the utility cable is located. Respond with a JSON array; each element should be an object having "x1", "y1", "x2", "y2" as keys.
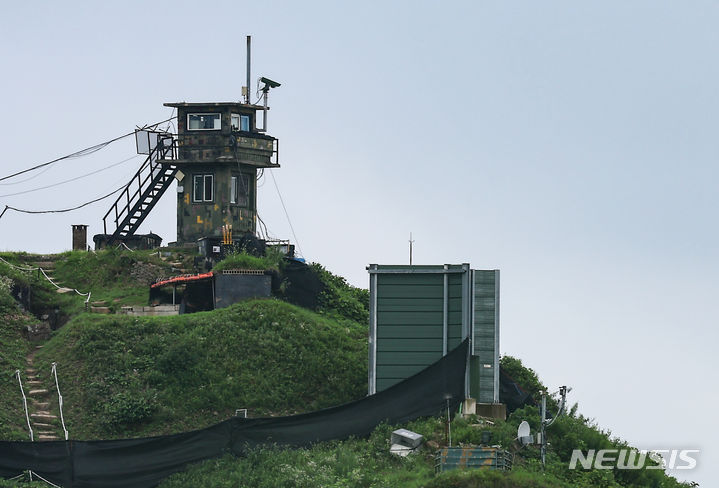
[
  {"x1": 0, "y1": 155, "x2": 141, "y2": 198},
  {"x1": 0, "y1": 116, "x2": 174, "y2": 184},
  {"x1": 269, "y1": 169, "x2": 304, "y2": 258},
  {"x1": 0, "y1": 134, "x2": 132, "y2": 183},
  {"x1": 256, "y1": 213, "x2": 270, "y2": 240},
  {"x1": 0, "y1": 165, "x2": 53, "y2": 186},
  {"x1": 0, "y1": 185, "x2": 125, "y2": 220}
]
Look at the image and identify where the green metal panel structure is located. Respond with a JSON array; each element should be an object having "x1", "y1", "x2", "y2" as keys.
[
  {"x1": 368, "y1": 264, "x2": 499, "y2": 404},
  {"x1": 472, "y1": 270, "x2": 500, "y2": 403}
]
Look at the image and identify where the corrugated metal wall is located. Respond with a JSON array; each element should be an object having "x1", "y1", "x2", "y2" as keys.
[
  {"x1": 472, "y1": 270, "x2": 500, "y2": 403},
  {"x1": 368, "y1": 264, "x2": 500, "y2": 404},
  {"x1": 371, "y1": 267, "x2": 465, "y2": 392}
]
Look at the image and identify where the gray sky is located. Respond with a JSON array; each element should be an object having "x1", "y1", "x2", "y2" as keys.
[{"x1": 1, "y1": 1, "x2": 716, "y2": 484}]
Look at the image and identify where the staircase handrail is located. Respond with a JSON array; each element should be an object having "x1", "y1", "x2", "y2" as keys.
[
  {"x1": 51, "y1": 362, "x2": 69, "y2": 441},
  {"x1": 15, "y1": 370, "x2": 34, "y2": 442},
  {"x1": 102, "y1": 134, "x2": 176, "y2": 236}
]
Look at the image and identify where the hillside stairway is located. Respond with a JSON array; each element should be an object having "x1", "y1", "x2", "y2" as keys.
[
  {"x1": 102, "y1": 133, "x2": 177, "y2": 245},
  {"x1": 19, "y1": 347, "x2": 68, "y2": 442},
  {"x1": 30, "y1": 260, "x2": 70, "y2": 294}
]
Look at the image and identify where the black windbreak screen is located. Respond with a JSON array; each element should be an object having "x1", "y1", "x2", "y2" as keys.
[{"x1": 0, "y1": 340, "x2": 468, "y2": 488}]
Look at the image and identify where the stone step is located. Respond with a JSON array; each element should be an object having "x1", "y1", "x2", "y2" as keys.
[
  {"x1": 57, "y1": 287, "x2": 74, "y2": 294},
  {"x1": 37, "y1": 435, "x2": 59, "y2": 441},
  {"x1": 27, "y1": 380, "x2": 43, "y2": 386},
  {"x1": 35, "y1": 410, "x2": 52, "y2": 416},
  {"x1": 32, "y1": 422, "x2": 56, "y2": 429},
  {"x1": 28, "y1": 389, "x2": 49, "y2": 396},
  {"x1": 90, "y1": 306, "x2": 112, "y2": 314},
  {"x1": 32, "y1": 401, "x2": 50, "y2": 408},
  {"x1": 35, "y1": 345, "x2": 44, "y2": 349},
  {"x1": 25, "y1": 368, "x2": 37, "y2": 374},
  {"x1": 37, "y1": 431, "x2": 58, "y2": 436},
  {"x1": 31, "y1": 413, "x2": 57, "y2": 420}
]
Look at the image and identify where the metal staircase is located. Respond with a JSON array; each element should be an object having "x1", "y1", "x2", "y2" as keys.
[{"x1": 102, "y1": 133, "x2": 177, "y2": 243}]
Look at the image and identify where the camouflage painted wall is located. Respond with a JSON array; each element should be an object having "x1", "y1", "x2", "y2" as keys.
[
  {"x1": 176, "y1": 164, "x2": 257, "y2": 242},
  {"x1": 165, "y1": 102, "x2": 278, "y2": 244}
]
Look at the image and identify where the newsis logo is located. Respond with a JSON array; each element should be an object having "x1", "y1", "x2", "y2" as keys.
[{"x1": 569, "y1": 449, "x2": 700, "y2": 470}]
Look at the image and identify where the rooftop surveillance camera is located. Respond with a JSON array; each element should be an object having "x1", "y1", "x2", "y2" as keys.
[{"x1": 260, "y1": 77, "x2": 281, "y2": 89}]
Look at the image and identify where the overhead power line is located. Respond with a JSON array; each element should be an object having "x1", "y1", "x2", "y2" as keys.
[
  {"x1": 0, "y1": 185, "x2": 126, "y2": 221},
  {"x1": 0, "y1": 133, "x2": 133, "y2": 184},
  {"x1": 0, "y1": 164, "x2": 53, "y2": 186},
  {"x1": 269, "y1": 169, "x2": 304, "y2": 258},
  {"x1": 0, "y1": 116, "x2": 175, "y2": 184},
  {"x1": 0, "y1": 155, "x2": 141, "y2": 198}
]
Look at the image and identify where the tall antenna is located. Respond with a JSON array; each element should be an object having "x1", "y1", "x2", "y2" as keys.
[
  {"x1": 245, "y1": 35, "x2": 251, "y2": 104},
  {"x1": 409, "y1": 232, "x2": 415, "y2": 265}
]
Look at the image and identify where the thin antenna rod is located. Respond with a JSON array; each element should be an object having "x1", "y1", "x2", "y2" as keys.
[
  {"x1": 246, "y1": 36, "x2": 251, "y2": 104},
  {"x1": 409, "y1": 232, "x2": 415, "y2": 265}
]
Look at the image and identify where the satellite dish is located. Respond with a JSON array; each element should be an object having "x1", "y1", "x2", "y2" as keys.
[{"x1": 517, "y1": 420, "x2": 533, "y2": 446}]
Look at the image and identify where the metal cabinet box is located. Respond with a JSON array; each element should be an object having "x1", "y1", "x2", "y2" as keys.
[
  {"x1": 435, "y1": 447, "x2": 512, "y2": 473},
  {"x1": 214, "y1": 272, "x2": 271, "y2": 309}
]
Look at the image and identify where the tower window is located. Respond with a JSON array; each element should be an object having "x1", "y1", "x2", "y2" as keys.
[
  {"x1": 188, "y1": 113, "x2": 221, "y2": 130},
  {"x1": 231, "y1": 113, "x2": 251, "y2": 132},
  {"x1": 193, "y1": 174, "x2": 214, "y2": 202},
  {"x1": 231, "y1": 174, "x2": 250, "y2": 207}
]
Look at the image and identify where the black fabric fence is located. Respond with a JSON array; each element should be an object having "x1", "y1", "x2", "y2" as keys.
[
  {"x1": 0, "y1": 340, "x2": 468, "y2": 488},
  {"x1": 499, "y1": 366, "x2": 536, "y2": 413}
]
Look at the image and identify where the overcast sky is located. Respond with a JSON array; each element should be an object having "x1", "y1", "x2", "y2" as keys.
[{"x1": 1, "y1": 1, "x2": 716, "y2": 484}]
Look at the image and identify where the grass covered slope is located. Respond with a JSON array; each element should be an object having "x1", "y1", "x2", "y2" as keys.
[
  {"x1": 33, "y1": 299, "x2": 367, "y2": 439},
  {"x1": 158, "y1": 391, "x2": 691, "y2": 488},
  {"x1": 0, "y1": 274, "x2": 35, "y2": 440},
  {"x1": 50, "y1": 249, "x2": 173, "y2": 312}
]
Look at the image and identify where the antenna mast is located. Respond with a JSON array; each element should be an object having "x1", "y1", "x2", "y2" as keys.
[
  {"x1": 540, "y1": 386, "x2": 568, "y2": 467},
  {"x1": 246, "y1": 35, "x2": 251, "y2": 104},
  {"x1": 409, "y1": 232, "x2": 415, "y2": 265}
]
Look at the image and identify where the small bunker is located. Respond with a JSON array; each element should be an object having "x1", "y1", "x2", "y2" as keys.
[{"x1": 150, "y1": 270, "x2": 271, "y2": 313}]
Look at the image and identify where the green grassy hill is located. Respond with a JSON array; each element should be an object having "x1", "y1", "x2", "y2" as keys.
[
  {"x1": 34, "y1": 299, "x2": 367, "y2": 439},
  {"x1": 0, "y1": 249, "x2": 693, "y2": 487},
  {"x1": 0, "y1": 271, "x2": 35, "y2": 440}
]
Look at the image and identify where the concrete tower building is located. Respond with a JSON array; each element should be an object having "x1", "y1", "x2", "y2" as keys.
[{"x1": 159, "y1": 102, "x2": 279, "y2": 245}]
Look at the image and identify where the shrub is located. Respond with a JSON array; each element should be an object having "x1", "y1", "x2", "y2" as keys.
[
  {"x1": 103, "y1": 391, "x2": 157, "y2": 427},
  {"x1": 213, "y1": 250, "x2": 280, "y2": 272},
  {"x1": 310, "y1": 263, "x2": 369, "y2": 324},
  {"x1": 0, "y1": 276, "x2": 15, "y2": 312}
]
